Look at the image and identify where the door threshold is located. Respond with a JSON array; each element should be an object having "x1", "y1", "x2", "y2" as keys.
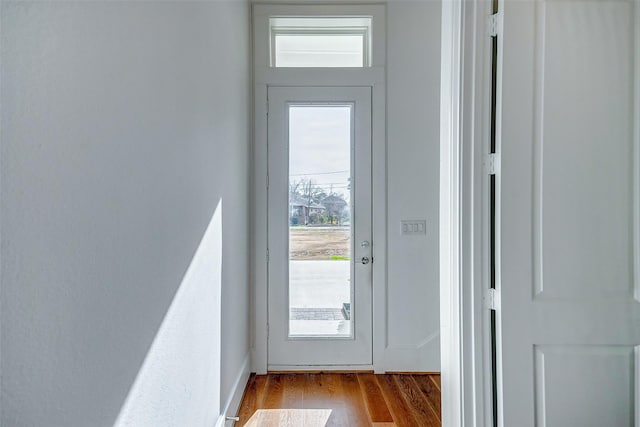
[{"x1": 267, "y1": 365, "x2": 374, "y2": 373}]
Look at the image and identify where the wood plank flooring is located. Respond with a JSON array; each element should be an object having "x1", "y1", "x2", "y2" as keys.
[{"x1": 236, "y1": 373, "x2": 441, "y2": 427}]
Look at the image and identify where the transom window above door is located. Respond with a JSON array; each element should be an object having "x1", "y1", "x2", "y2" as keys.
[{"x1": 270, "y1": 17, "x2": 373, "y2": 68}]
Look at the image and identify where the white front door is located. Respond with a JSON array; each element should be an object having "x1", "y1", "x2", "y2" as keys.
[
  {"x1": 498, "y1": 1, "x2": 640, "y2": 425},
  {"x1": 267, "y1": 86, "x2": 373, "y2": 368}
]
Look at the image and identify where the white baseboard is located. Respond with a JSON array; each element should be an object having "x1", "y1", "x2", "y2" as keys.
[
  {"x1": 384, "y1": 332, "x2": 441, "y2": 372},
  {"x1": 219, "y1": 353, "x2": 251, "y2": 426}
]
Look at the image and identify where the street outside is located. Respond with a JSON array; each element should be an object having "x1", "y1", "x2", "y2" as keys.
[
  {"x1": 289, "y1": 260, "x2": 350, "y2": 309},
  {"x1": 288, "y1": 226, "x2": 352, "y2": 336}
]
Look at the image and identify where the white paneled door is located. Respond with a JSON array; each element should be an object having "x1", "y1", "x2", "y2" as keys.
[
  {"x1": 498, "y1": 0, "x2": 640, "y2": 425},
  {"x1": 267, "y1": 86, "x2": 373, "y2": 368}
]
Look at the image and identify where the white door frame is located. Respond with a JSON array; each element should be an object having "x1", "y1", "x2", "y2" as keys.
[
  {"x1": 251, "y1": 3, "x2": 386, "y2": 374},
  {"x1": 266, "y1": 86, "x2": 373, "y2": 368},
  {"x1": 253, "y1": 81, "x2": 385, "y2": 374},
  {"x1": 440, "y1": 0, "x2": 492, "y2": 425}
]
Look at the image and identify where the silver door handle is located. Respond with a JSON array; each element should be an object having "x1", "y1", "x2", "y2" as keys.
[{"x1": 361, "y1": 256, "x2": 370, "y2": 265}]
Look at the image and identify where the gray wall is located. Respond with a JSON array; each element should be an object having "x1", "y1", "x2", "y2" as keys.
[
  {"x1": 385, "y1": 0, "x2": 442, "y2": 370},
  {"x1": 1, "y1": 1, "x2": 250, "y2": 425}
]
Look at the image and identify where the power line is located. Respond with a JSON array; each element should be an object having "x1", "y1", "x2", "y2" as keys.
[
  {"x1": 290, "y1": 170, "x2": 349, "y2": 176},
  {"x1": 292, "y1": 184, "x2": 350, "y2": 189},
  {"x1": 289, "y1": 181, "x2": 349, "y2": 186}
]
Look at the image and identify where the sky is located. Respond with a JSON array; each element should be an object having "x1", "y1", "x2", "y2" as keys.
[{"x1": 289, "y1": 105, "x2": 352, "y2": 202}]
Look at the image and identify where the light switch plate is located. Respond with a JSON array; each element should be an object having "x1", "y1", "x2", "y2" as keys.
[{"x1": 401, "y1": 220, "x2": 427, "y2": 235}]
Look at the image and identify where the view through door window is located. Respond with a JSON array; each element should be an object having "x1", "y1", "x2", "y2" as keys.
[{"x1": 288, "y1": 105, "x2": 353, "y2": 337}]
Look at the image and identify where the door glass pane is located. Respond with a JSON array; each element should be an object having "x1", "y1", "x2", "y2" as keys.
[{"x1": 288, "y1": 105, "x2": 352, "y2": 337}]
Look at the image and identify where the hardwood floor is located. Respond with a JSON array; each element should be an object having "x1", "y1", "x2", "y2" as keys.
[{"x1": 235, "y1": 373, "x2": 441, "y2": 427}]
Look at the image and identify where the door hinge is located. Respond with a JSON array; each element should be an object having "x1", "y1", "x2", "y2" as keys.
[
  {"x1": 488, "y1": 12, "x2": 502, "y2": 37},
  {"x1": 486, "y1": 288, "x2": 500, "y2": 311},
  {"x1": 266, "y1": 248, "x2": 269, "y2": 263},
  {"x1": 266, "y1": 174, "x2": 269, "y2": 189},
  {"x1": 266, "y1": 100, "x2": 269, "y2": 116},
  {"x1": 484, "y1": 153, "x2": 500, "y2": 175}
]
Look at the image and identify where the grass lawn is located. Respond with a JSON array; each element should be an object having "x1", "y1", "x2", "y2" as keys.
[{"x1": 289, "y1": 227, "x2": 350, "y2": 260}]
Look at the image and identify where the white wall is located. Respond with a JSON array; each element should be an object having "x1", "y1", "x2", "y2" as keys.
[
  {"x1": 115, "y1": 201, "x2": 223, "y2": 427},
  {"x1": 385, "y1": 0, "x2": 442, "y2": 371},
  {"x1": 1, "y1": 1, "x2": 250, "y2": 426}
]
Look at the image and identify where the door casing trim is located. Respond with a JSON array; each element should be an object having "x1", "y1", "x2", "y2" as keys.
[
  {"x1": 251, "y1": 3, "x2": 387, "y2": 374},
  {"x1": 440, "y1": 0, "x2": 492, "y2": 425}
]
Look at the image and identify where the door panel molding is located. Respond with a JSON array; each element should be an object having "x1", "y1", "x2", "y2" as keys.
[
  {"x1": 535, "y1": 345, "x2": 636, "y2": 426},
  {"x1": 634, "y1": 0, "x2": 640, "y2": 304},
  {"x1": 533, "y1": 0, "x2": 636, "y2": 301},
  {"x1": 500, "y1": 0, "x2": 640, "y2": 425}
]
